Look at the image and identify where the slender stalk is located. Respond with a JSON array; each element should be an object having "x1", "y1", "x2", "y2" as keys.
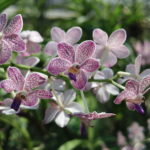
[{"x1": 80, "y1": 90, "x2": 89, "y2": 113}]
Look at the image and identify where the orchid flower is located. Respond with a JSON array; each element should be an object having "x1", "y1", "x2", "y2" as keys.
[
  {"x1": 44, "y1": 26, "x2": 82, "y2": 57},
  {"x1": 0, "y1": 14, "x2": 25, "y2": 64},
  {"x1": 124, "y1": 55, "x2": 150, "y2": 81},
  {"x1": 92, "y1": 68, "x2": 119, "y2": 103},
  {"x1": 114, "y1": 76, "x2": 150, "y2": 114},
  {"x1": 0, "y1": 67, "x2": 52, "y2": 113},
  {"x1": 20, "y1": 30, "x2": 43, "y2": 56},
  {"x1": 93, "y1": 28, "x2": 129, "y2": 67},
  {"x1": 47, "y1": 41, "x2": 100, "y2": 89},
  {"x1": 44, "y1": 89, "x2": 83, "y2": 128}
]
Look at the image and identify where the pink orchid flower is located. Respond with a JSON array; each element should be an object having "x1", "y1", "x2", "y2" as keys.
[
  {"x1": 93, "y1": 28, "x2": 130, "y2": 67},
  {"x1": 114, "y1": 76, "x2": 150, "y2": 114},
  {"x1": 20, "y1": 30, "x2": 43, "y2": 56},
  {"x1": 47, "y1": 41, "x2": 100, "y2": 89},
  {"x1": 0, "y1": 67, "x2": 52, "y2": 112},
  {"x1": 0, "y1": 14, "x2": 25, "y2": 64},
  {"x1": 44, "y1": 26, "x2": 82, "y2": 57}
]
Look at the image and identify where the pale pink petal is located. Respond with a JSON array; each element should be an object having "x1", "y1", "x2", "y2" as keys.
[
  {"x1": 135, "y1": 55, "x2": 141, "y2": 75},
  {"x1": 126, "y1": 102, "x2": 135, "y2": 110},
  {"x1": 108, "y1": 29, "x2": 127, "y2": 46},
  {"x1": 80, "y1": 58, "x2": 99, "y2": 72},
  {"x1": 4, "y1": 34, "x2": 26, "y2": 52},
  {"x1": 76, "y1": 40, "x2": 95, "y2": 64},
  {"x1": 102, "y1": 68, "x2": 114, "y2": 79},
  {"x1": 51, "y1": 27, "x2": 65, "y2": 42},
  {"x1": 47, "y1": 58, "x2": 71, "y2": 75},
  {"x1": 126, "y1": 64, "x2": 135, "y2": 74},
  {"x1": 0, "y1": 41, "x2": 11, "y2": 64},
  {"x1": 28, "y1": 31, "x2": 43, "y2": 43},
  {"x1": 4, "y1": 14, "x2": 23, "y2": 35},
  {"x1": 7, "y1": 66, "x2": 25, "y2": 91},
  {"x1": 126, "y1": 80, "x2": 139, "y2": 94},
  {"x1": 24, "y1": 57, "x2": 40, "y2": 66},
  {"x1": 44, "y1": 41, "x2": 57, "y2": 56},
  {"x1": 139, "y1": 75, "x2": 150, "y2": 93},
  {"x1": 29, "y1": 89, "x2": 52, "y2": 99},
  {"x1": 25, "y1": 41, "x2": 41, "y2": 55},
  {"x1": 102, "y1": 51, "x2": 117, "y2": 67},
  {"x1": 105, "y1": 84, "x2": 119, "y2": 95},
  {"x1": 65, "y1": 26, "x2": 82, "y2": 44},
  {"x1": 111, "y1": 45, "x2": 129, "y2": 58},
  {"x1": 93, "y1": 28, "x2": 108, "y2": 45},
  {"x1": 0, "y1": 79, "x2": 16, "y2": 92},
  {"x1": 71, "y1": 70, "x2": 87, "y2": 89},
  {"x1": 24, "y1": 72, "x2": 47, "y2": 91},
  {"x1": 92, "y1": 44, "x2": 104, "y2": 59},
  {"x1": 114, "y1": 91, "x2": 129, "y2": 104},
  {"x1": 65, "y1": 102, "x2": 83, "y2": 113},
  {"x1": 140, "y1": 69, "x2": 150, "y2": 78},
  {"x1": 58, "y1": 42, "x2": 75, "y2": 63},
  {"x1": 0, "y1": 14, "x2": 7, "y2": 32}
]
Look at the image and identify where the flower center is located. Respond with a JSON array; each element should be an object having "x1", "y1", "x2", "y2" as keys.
[{"x1": 68, "y1": 65, "x2": 80, "y2": 82}]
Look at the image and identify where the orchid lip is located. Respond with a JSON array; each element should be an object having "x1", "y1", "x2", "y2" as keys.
[
  {"x1": 68, "y1": 72, "x2": 77, "y2": 81},
  {"x1": 134, "y1": 104, "x2": 144, "y2": 115},
  {"x1": 11, "y1": 97, "x2": 22, "y2": 111}
]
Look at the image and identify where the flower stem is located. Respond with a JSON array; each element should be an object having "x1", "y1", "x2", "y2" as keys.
[{"x1": 80, "y1": 90, "x2": 89, "y2": 113}]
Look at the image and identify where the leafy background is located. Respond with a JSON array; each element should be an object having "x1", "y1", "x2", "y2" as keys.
[{"x1": 0, "y1": 0, "x2": 150, "y2": 149}]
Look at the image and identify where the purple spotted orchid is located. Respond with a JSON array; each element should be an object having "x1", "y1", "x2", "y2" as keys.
[
  {"x1": 93, "y1": 28, "x2": 129, "y2": 67},
  {"x1": 20, "y1": 30, "x2": 43, "y2": 56},
  {"x1": 114, "y1": 76, "x2": 150, "y2": 114},
  {"x1": 0, "y1": 14, "x2": 25, "y2": 64},
  {"x1": 44, "y1": 26, "x2": 82, "y2": 57},
  {"x1": 0, "y1": 67, "x2": 52, "y2": 112},
  {"x1": 47, "y1": 41, "x2": 100, "y2": 89}
]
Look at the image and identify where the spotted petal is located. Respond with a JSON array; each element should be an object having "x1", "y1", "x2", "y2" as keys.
[
  {"x1": 7, "y1": 66, "x2": 25, "y2": 91},
  {"x1": 58, "y1": 42, "x2": 75, "y2": 63},
  {"x1": 93, "y1": 28, "x2": 108, "y2": 45},
  {"x1": 0, "y1": 14, "x2": 7, "y2": 32},
  {"x1": 139, "y1": 75, "x2": 150, "y2": 93},
  {"x1": 126, "y1": 80, "x2": 139, "y2": 94},
  {"x1": 24, "y1": 72, "x2": 47, "y2": 91},
  {"x1": 135, "y1": 55, "x2": 141, "y2": 75},
  {"x1": 51, "y1": 27, "x2": 65, "y2": 42},
  {"x1": 80, "y1": 58, "x2": 99, "y2": 72},
  {"x1": 66, "y1": 27, "x2": 82, "y2": 44},
  {"x1": 48, "y1": 58, "x2": 71, "y2": 75},
  {"x1": 76, "y1": 40, "x2": 95, "y2": 64},
  {"x1": 114, "y1": 91, "x2": 129, "y2": 104},
  {"x1": 4, "y1": 14, "x2": 23, "y2": 35}
]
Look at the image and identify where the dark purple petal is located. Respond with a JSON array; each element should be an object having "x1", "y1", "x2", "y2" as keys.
[
  {"x1": 47, "y1": 58, "x2": 71, "y2": 75},
  {"x1": 7, "y1": 67, "x2": 25, "y2": 91},
  {"x1": 4, "y1": 34, "x2": 26, "y2": 52},
  {"x1": 58, "y1": 42, "x2": 75, "y2": 63},
  {"x1": 68, "y1": 72, "x2": 77, "y2": 81},
  {"x1": 0, "y1": 14, "x2": 7, "y2": 32},
  {"x1": 0, "y1": 40, "x2": 11, "y2": 64},
  {"x1": 76, "y1": 40, "x2": 95, "y2": 64},
  {"x1": 134, "y1": 104, "x2": 144, "y2": 115},
  {"x1": 11, "y1": 96, "x2": 22, "y2": 111},
  {"x1": 71, "y1": 70, "x2": 87, "y2": 90},
  {"x1": 80, "y1": 58, "x2": 99, "y2": 72},
  {"x1": 4, "y1": 14, "x2": 23, "y2": 35},
  {"x1": 24, "y1": 72, "x2": 47, "y2": 91}
]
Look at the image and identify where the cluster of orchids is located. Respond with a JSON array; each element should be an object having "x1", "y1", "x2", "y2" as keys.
[{"x1": 0, "y1": 13, "x2": 150, "y2": 134}]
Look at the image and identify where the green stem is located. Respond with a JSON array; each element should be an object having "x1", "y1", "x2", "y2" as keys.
[{"x1": 80, "y1": 90, "x2": 89, "y2": 113}]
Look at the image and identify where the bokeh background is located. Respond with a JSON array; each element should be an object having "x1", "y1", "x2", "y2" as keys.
[{"x1": 0, "y1": 0, "x2": 150, "y2": 149}]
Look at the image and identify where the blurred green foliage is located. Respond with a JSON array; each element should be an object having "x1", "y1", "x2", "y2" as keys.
[{"x1": 0, "y1": 0, "x2": 150, "y2": 149}]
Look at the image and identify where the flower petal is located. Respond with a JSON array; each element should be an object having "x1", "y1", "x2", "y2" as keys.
[
  {"x1": 51, "y1": 27, "x2": 65, "y2": 42},
  {"x1": 0, "y1": 79, "x2": 16, "y2": 92},
  {"x1": 126, "y1": 80, "x2": 139, "y2": 94},
  {"x1": 47, "y1": 58, "x2": 71, "y2": 75},
  {"x1": 102, "y1": 51, "x2": 117, "y2": 67},
  {"x1": 44, "y1": 41, "x2": 57, "y2": 57},
  {"x1": 126, "y1": 102, "x2": 135, "y2": 110},
  {"x1": 102, "y1": 68, "x2": 114, "y2": 79},
  {"x1": 24, "y1": 57, "x2": 40, "y2": 67},
  {"x1": 111, "y1": 45, "x2": 130, "y2": 58},
  {"x1": 135, "y1": 55, "x2": 141, "y2": 75},
  {"x1": 93, "y1": 28, "x2": 108, "y2": 45},
  {"x1": 71, "y1": 70, "x2": 87, "y2": 90},
  {"x1": 140, "y1": 69, "x2": 150, "y2": 78},
  {"x1": 58, "y1": 42, "x2": 75, "y2": 63},
  {"x1": 44, "y1": 106, "x2": 59, "y2": 124},
  {"x1": 50, "y1": 79, "x2": 66, "y2": 91},
  {"x1": 63, "y1": 89, "x2": 76, "y2": 105},
  {"x1": 105, "y1": 84, "x2": 119, "y2": 95},
  {"x1": 55, "y1": 111, "x2": 70, "y2": 128},
  {"x1": 4, "y1": 14, "x2": 23, "y2": 35},
  {"x1": 0, "y1": 14, "x2": 7, "y2": 32},
  {"x1": 76, "y1": 40, "x2": 95, "y2": 64},
  {"x1": 139, "y1": 75, "x2": 150, "y2": 93},
  {"x1": 108, "y1": 29, "x2": 127, "y2": 46},
  {"x1": 0, "y1": 41, "x2": 11, "y2": 64},
  {"x1": 28, "y1": 31, "x2": 43, "y2": 43},
  {"x1": 24, "y1": 72, "x2": 47, "y2": 91},
  {"x1": 65, "y1": 102, "x2": 83, "y2": 113},
  {"x1": 4, "y1": 34, "x2": 26, "y2": 52},
  {"x1": 80, "y1": 58, "x2": 99, "y2": 72},
  {"x1": 66, "y1": 26, "x2": 82, "y2": 44},
  {"x1": 7, "y1": 66, "x2": 25, "y2": 91},
  {"x1": 126, "y1": 64, "x2": 136, "y2": 74}
]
